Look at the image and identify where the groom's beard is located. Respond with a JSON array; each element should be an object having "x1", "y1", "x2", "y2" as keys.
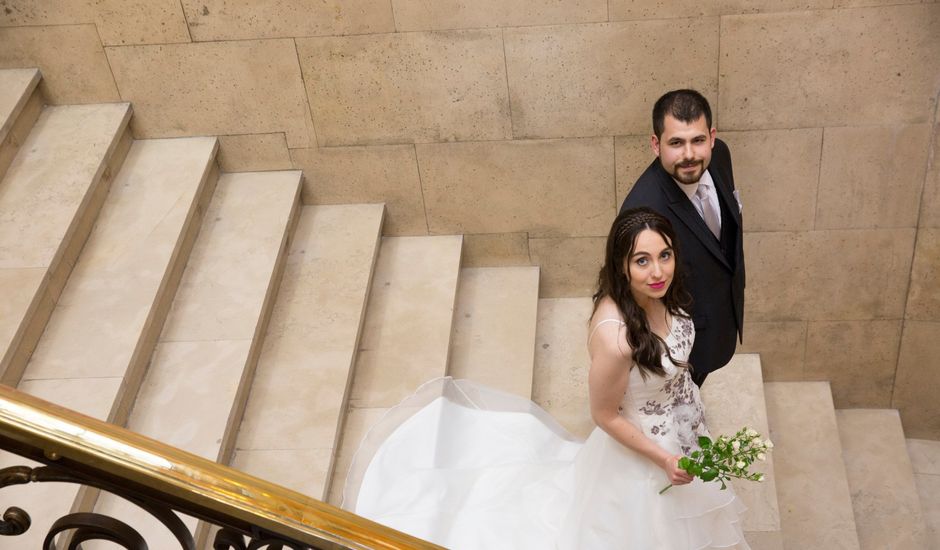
[{"x1": 670, "y1": 160, "x2": 706, "y2": 185}]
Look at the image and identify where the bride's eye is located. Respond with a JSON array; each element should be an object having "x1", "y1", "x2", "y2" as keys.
[
  {"x1": 636, "y1": 257, "x2": 649, "y2": 266},
  {"x1": 661, "y1": 251, "x2": 672, "y2": 260}
]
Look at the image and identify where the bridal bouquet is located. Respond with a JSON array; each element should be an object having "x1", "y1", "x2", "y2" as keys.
[{"x1": 660, "y1": 427, "x2": 773, "y2": 494}]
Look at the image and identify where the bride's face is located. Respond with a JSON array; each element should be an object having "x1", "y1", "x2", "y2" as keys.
[{"x1": 623, "y1": 229, "x2": 674, "y2": 303}]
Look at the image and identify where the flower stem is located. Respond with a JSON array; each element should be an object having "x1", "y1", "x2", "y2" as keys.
[{"x1": 658, "y1": 484, "x2": 673, "y2": 494}]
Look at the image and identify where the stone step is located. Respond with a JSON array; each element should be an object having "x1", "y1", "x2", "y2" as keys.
[
  {"x1": 0, "y1": 68, "x2": 42, "y2": 180},
  {"x1": 0, "y1": 102, "x2": 132, "y2": 386},
  {"x1": 700, "y1": 354, "x2": 782, "y2": 550},
  {"x1": 448, "y1": 266, "x2": 540, "y2": 398},
  {"x1": 764, "y1": 382, "x2": 861, "y2": 550},
  {"x1": 836, "y1": 410, "x2": 928, "y2": 549},
  {"x1": 232, "y1": 204, "x2": 385, "y2": 501},
  {"x1": 326, "y1": 235, "x2": 463, "y2": 505},
  {"x1": 906, "y1": 438, "x2": 940, "y2": 548},
  {"x1": 0, "y1": 135, "x2": 216, "y2": 550},
  {"x1": 531, "y1": 297, "x2": 594, "y2": 439},
  {"x1": 18, "y1": 137, "x2": 219, "y2": 423},
  {"x1": 92, "y1": 170, "x2": 301, "y2": 548}
]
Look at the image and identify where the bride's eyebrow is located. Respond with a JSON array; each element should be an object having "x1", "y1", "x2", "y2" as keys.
[{"x1": 631, "y1": 247, "x2": 672, "y2": 258}]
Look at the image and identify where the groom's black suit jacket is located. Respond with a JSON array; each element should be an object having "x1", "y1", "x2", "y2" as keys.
[{"x1": 620, "y1": 139, "x2": 745, "y2": 376}]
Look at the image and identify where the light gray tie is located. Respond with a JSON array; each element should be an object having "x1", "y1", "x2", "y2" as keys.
[{"x1": 696, "y1": 183, "x2": 721, "y2": 239}]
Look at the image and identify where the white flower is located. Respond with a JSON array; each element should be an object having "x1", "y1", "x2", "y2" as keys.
[
  {"x1": 757, "y1": 453, "x2": 766, "y2": 461},
  {"x1": 736, "y1": 461, "x2": 746, "y2": 469},
  {"x1": 751, "y1": 437, "x2": 761, "y2": 447},
  {"x1": 731, "y1": 440, "x2": 741, "y2": 451},
  {"x1": 764, "y1": 439, "x2": 774, "y2": 449},
  {"x1": 746, "y1": 428, "x2": 758, "y2": 437},
  {"x1": 756, "y1": 473, "x2": 765, "y2": 482}
]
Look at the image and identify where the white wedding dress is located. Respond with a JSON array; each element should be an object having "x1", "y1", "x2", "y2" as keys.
[{"x1": 342, "y1": 315, "x2": 749, "y2": 549}]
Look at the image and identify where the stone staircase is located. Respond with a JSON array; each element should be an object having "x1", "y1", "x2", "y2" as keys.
[{"x1": 0, "y1": 67, "x2": 937, "y2": 549}]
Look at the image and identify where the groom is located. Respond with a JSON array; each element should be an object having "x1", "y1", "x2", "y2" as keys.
[{"x1": 620, "y1": 89, "x2": 745, "y2": 386}]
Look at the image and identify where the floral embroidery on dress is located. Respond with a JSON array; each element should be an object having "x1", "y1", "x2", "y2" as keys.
[
  {"x1": 639, "y1": 400, "x2": 667, "y2": 416},
  {"x1": 649, "y1": 422, "x2": 669, "y2": 436},
  {"x1": 622, "y1": 313, "x2": 707, "y2": 455},
  {"x1": 667, "y1": 371, "x2": 707, "y2": 455},
  {"x1": 666, "y1": 315, "x2": 694, "y2": 358}
]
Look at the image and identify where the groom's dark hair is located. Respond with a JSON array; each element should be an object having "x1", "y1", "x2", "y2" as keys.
[{"x1": 652, "y1": 89, "x2": 712, "y2": 139}]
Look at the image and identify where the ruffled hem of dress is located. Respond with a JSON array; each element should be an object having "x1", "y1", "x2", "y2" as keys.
[{"x1": 678, "y1": 491, "x2": 750, "y2": 550}]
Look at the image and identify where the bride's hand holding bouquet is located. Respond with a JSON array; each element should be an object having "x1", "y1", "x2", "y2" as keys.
[{"x1": 660, "y1": 426, "x2": 773, "y2": 494}]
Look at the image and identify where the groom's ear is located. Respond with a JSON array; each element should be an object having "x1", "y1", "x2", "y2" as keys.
[
  {"x1": 651, "y1": 134, "x2": 661, "y2": 157},
  {"x1": 710, "y1": 127, "x2": 717, "y2": 147}
]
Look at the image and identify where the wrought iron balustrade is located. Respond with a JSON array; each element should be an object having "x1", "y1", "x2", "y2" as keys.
[{"x1": 0, "y1": 384, "x2": 441, "y2": 550}]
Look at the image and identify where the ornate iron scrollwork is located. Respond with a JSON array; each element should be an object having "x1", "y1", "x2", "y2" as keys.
[
  {"x1": 213, "y1": 526, "x2": 310, "y2": 550},
  {"x1": 1, "y1": 465, "x2": 34, "y2": 536},
  {"x1": 0, "y1": 465, "x2": 318, "y2": 550},
  {"x1": 0, "y1": 464, "x2": 195, "y2": 549},
  {"x1": 44, "y1": 512, "x2": 146, "y2": 550},
  {"x1": 0, "y1": 506, "x2": 30, "y2": 536},
  {"x1": 213, "y1": 527, "x2": 248, "y2": 550},
  {"x1": 246, "y1": 539, "x2": 306, "y2": 550}
]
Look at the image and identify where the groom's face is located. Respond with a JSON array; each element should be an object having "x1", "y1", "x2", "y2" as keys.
[{"x1": 651, "y1": 115, "x2": 716, "y2": 185}]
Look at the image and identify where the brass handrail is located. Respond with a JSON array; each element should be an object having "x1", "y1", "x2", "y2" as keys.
[{"x1": 0, "y1": 383, "x2": 443, "y2": 549}]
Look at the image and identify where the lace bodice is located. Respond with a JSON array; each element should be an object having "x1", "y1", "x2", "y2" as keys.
[{"x1": 617, "y1": 314, "x2": 707, "y2": 455}]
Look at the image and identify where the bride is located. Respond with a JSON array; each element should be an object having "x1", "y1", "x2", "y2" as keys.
[{"x1": 342, "y1": 207, "x2": 750, "y2": 549}]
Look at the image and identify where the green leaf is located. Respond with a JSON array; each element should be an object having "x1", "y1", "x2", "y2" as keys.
[
  {"x1": 701, "y1": 469, "x2": 719, "y2": 482},
  {"x1": 698, "y1": 436, "x2": 712, "y2": 449},
  {"x1": 690, "y1": 450, "x2": 701, "y2": 459},
  {"x1": 678, "y1": 457, "x2": 692, "y2": 470}
]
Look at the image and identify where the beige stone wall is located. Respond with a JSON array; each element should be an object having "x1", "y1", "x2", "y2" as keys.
[{"x1": 1, "y1": 2, "x2": 938, "y2": 435}]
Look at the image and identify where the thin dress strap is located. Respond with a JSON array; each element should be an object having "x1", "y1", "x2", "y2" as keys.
[{"x1": 588, "y1": 318, "x2": 626, "y2": 345}]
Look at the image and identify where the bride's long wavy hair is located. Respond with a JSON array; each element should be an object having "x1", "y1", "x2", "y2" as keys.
[{"x1": 592, "y1": 207, "x2": 693, "y2": 379}]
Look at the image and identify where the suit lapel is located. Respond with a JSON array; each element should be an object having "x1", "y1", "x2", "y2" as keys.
[
  {"x1": 711, "y1": 167, "x2": 741, "y2": 231},
  {"x1": 654, "y1": 167, "x2": 731, "y2": 270}
]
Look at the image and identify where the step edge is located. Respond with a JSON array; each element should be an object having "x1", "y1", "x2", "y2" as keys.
[
  {"x1": 765, "y1": 380, "x2": 862, "y2": 549},
  {"x1": 320, "y1": 204, "x2": 387, "y2": 501},
  {"x1": 448, "y1": 265, "x2": 541, "y2": 398},
  {"x1": 110, "y1": 138, "x2": 222, "y2": 427},
  {"x1": 701, "y1": 354, "x2": 782, "y2": 533},
  {"x1": 95, "y1": 168, "x2": 303, "y2": 548},
  {"x1": 835, "y1": 408, "x2": 930, "y2": 549},
  {"x1": 0, "y1": 106, "x2": 134, "y2": 386},
  {"x1": 0, "y1": 80, "x2": 43, "y2": 183},
  {"x1": 216, "y1": 175, "x2": 304, "y2": 467},
  {"x1": 0, "y1": 67, "x2": 41, "y2": 145}
]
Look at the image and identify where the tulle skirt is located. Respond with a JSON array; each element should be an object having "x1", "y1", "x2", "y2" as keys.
[{"x1": 343, "y1": 378, "x2": 749, "y2": 550}]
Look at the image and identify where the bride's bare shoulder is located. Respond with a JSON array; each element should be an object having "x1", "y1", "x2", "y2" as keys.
[
  {"x1": 590, "y1": 297, "x2": 624, "y2": 328},
  {"x1": 588, "y1": 297, "x2": 631, "y2": 360}
]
